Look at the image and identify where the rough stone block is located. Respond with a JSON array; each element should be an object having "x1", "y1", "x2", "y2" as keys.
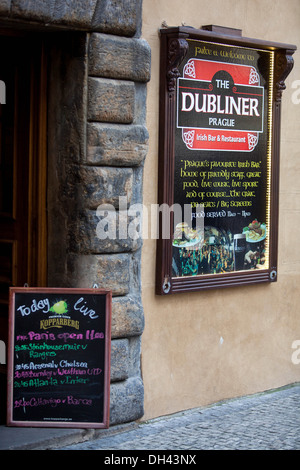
[
  {"x1": 72, "y1": 210, "x2": 142, "y2": 254},
  {"x1": 111, "y1": 295, "x2": 144, "y2": 338},
  {"x1": 127, "y1": 336, "x2": 142, "y2": 378},
  {"x1": 87, "y1": 123, "x2": 148, "y2": 167},
  {"x1": 110, "y1": 338, "x2": 129, "y2": 382},
  {"x1": 110, "y1": 376, "x2": 144, "y2": 425},
  {"x1": 66, "y1": 253, "x2": 130, "y2": 295},
  {"x1": 92, "y1": 0, "x2": 139, "y2": 37},
  {"x1": 3, "y1": 0, "x2": 142, "y2": 38},
  {"x1": 11, "y1": 0, "x2": 56, "y2": 22},
  {"x1": 88, "y1": 77, "x2": 135, "y2": 124},
  {"x1": 80, "y1": 166, "x2": 133, "y2": 209},
  {"x1": 51, "y1": 0, "x2": 97, "y2": 27},
  {"x1": 10, "y1": 0, "x2": 97, "y2": 27},
  {"x1": 89, "y1": 33, "x2": 150, "y2": 82},
  {"x1": 0, "y1": 0, "x2": 11, "y2": 15}
]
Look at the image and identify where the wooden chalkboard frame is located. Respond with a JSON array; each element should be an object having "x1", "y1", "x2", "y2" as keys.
[
  {"x1": 156, "y1": 25, "x2": 296, "y2": 295},
  {"x1": 7, "y1": 287, "x2": 111, "y2": 428}
]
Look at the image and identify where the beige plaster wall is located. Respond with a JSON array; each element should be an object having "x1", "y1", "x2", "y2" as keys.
[{"x1": 141, "y1": 0, "x2": 300, "y2": 420}]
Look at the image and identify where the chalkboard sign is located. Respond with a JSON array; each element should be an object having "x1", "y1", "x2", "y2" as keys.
[
  {"x1": 156, "y1": 25, "x2": 296, "y2": 294},
  {"x1": 7, "y1": 287, "x2": 111, "y2": 428}
]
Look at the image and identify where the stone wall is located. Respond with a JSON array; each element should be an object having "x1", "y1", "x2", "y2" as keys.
[
  {"x1": 0, "y1": 0, "x2": 142, "y2": 36},
  {"x1": 0, "y1": 0, "x2": 150, "y2": 425}
]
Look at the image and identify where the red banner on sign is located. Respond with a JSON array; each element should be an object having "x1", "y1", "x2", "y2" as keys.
[
  {"x1": 180, "y1": 59, "x2": 261, "y2": 151},
  {"x1": 183, "y1": 59, "x2": 260, "y2": 86},
  {"x1": 182, "y1": 129, "x2": 259, "y2": 151}
]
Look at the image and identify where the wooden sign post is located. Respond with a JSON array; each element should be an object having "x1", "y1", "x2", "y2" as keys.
[{"x1": 7, "y1": 287, "x2": 111, "y2": 428}]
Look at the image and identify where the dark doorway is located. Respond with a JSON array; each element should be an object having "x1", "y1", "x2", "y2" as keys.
[{"x1": 0, "y1": 32, "x2": 48, "y2": 423}]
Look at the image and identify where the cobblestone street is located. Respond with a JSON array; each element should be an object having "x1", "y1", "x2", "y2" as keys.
[{"x1": 61, "y1": 384, "x2": 300, "y2": 451}]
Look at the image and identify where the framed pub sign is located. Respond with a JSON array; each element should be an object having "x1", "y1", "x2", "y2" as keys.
[{"x1": 156, "y1": 25, "x2": 296, "y2": 295}]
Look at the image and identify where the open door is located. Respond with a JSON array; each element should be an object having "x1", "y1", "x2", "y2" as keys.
[{"x1": 0, "y1": 33, "x2": 47, "y2": 423}]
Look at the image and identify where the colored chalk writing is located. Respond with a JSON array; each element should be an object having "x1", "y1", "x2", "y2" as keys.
[{"x1": 7, "y1": 288, "x2": 111, "y2": 428}]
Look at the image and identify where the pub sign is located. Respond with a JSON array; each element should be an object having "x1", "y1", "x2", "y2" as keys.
[{"x1": 156, "y1": 25, "x2": 296, "y2": 294}]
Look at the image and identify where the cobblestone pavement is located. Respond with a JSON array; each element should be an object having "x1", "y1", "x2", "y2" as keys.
[{"x1": 61, "y1": 384, "x2": 300, "y2": 450}]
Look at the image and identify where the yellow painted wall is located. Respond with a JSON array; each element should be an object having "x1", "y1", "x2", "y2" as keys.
[{"x1": 141, "y1": 0, "x2": 300, "y2": 420}]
